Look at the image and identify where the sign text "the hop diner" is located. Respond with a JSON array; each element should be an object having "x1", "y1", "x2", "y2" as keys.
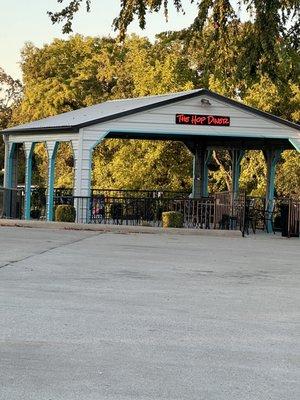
[{"x1": 176, "y1": 114, "x2": 230, "y2": 126}]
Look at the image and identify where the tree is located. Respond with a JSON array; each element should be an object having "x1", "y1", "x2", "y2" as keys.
[
  {"x1": 10, "y1": 14, "x2": 300, "y2": 195},
  {"x1": 49, "y1": 1, "x2": 300, "y2": 70},
  {"x1": 0, "y1": 68, "x2": 22, "y2": 184},
  {"x1": 13, "y1": 34, "x2": 197, "y2": 189},
  {"x1": 0, "y1": 68, "x2": 22, "y2": 130},
  {"x1": 92, "y1": 139, "x2": 192, "y2": 190}
]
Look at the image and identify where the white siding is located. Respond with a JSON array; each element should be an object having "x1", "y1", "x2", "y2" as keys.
[
  {"x1": 85, "y1": 95, "x2": 300, "y2": 140},
  {"x1": 8, "y1": 132, "x2": 78, "y2": 143},
  {"x1": 74, "y1": 129, "x2": 106, "y2": 197}
]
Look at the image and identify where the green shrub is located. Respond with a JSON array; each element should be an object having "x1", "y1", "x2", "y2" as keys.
[
  {"x1": 162, "y1": 211, "x2": 183, "y2": 228},
  {"x1": 55, "y1": 205, "x2": 76, "y2": 222}
]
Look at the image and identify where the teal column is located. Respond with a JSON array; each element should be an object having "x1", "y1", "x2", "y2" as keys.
[
  {"x1": 192, "y1": 147, "x2": 201, "y2": 198},
  {"x1": 46, "y1": 141, "x2": 58, "y2": 221},
  {"x1": 6, "y1": 142, "x2": 16, "y2": 189},
  {"x1": 3, "y1": 136, "x2": 11, "y2": 188},
  {"x1": 231, "y1": 149, "x2": 245, "y2": 196},
  {"x1": 3, "y1": 142, "x2": 16, "y2": 218},
  {"x1": 24, "y1": 142, "x2": 34, "y2": 220},
  {"x1": 264, "y1": 149, "x2": 282, "y2": 233},
  {"x1": 202, "y1": 149, "x2": 212, "y2": 197},
  {"x1": 192, "y1": 146, "x2": 212, "y2": 198}
]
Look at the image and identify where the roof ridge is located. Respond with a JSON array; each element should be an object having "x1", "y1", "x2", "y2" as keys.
[{"x1": 105, "y1": 89, "x2": 201, "y2": 103}]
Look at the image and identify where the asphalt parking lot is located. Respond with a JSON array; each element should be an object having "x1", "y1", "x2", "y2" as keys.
[{"x1": 0, "y1": 226, "x2": 299, "y2": 400}]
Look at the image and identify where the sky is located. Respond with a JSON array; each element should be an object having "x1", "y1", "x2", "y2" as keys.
[{"x1": 0, "y1": 0, "x2": 244, "y2": 81}]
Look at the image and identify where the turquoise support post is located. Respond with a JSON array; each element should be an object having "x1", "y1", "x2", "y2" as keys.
[
  {"x1": 264, "y1": 149, "x2": 282, "y2": 233},
  {"x1": 202, "y1": 149, "x2": 212, "y2": 197},
  {"x1": 46, "y1": 142, "x2": 58, "y2": 221},
  {"x1": 192, "y1": 146, "x2": 212, "y2": 198},
  {"x1": 24, "y1": 142, "x2": 34, "y2": 220},
  {"x1": 3, "y1": 141, "x2": 16, "y2": 218},
  {"x1": 231, "y1": 149, "x2": 245, "y2": 196},
  {"x1": 3, "y1": 137, "x2": 11, "y2": 188},
  {"x1": 6, "y1": 143, "x2": 16, "y2": 189},
  {"x1": 192, "y1": 147, "x2": 201, "y2": 198}
]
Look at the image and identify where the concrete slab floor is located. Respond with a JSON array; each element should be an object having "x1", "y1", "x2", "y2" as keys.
[{"x1": 0, "y1": 226, "x2": 299, "y2": 400}]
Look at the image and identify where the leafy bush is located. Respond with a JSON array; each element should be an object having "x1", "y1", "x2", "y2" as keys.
[
  {"x1": 162, "y1": 211, "x2": 183, "y2": 228},
  {"x1": 55, "y1": 205, "x2": 76, "y2": 222}
]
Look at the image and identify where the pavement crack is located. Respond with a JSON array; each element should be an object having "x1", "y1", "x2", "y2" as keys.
[{"x1": 0, "y1": 232, "x2": 102, "y2": 270}]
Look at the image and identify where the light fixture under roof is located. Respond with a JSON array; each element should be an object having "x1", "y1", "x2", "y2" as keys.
[{"x1": 201, "y1": 98, "x2": 211, "y2": 106}]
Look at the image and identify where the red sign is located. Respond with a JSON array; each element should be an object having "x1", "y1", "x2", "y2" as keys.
[{"x1": 176, "y1": 113, "x2": 230, "y2": 126}]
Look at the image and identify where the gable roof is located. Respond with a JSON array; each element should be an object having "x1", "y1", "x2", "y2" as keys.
[{"x1": 3, "y1": 88, "x2": 300, "y2": 134}]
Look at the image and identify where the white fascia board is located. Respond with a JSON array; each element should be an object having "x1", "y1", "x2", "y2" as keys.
[{"x1": 289, "y1": 138, "x2": 300, "y2": 152}]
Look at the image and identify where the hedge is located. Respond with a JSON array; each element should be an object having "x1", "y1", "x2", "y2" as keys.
[
  {"x1": 162, "y1": 211, "x2": 183, "y2": 228},
  {"x1": 55, "y1": 204, "x2": 76, "y2": 223}
]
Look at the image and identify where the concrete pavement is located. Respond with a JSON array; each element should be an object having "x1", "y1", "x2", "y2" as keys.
[{"x1": 0, "y1": 226, "x2": 299, "y2": 399}]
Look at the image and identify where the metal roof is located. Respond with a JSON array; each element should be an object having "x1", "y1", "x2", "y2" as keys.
[
  {"x1": 2, "y1": 88, "x2": 300, "y2": 134},
  {"x1": 2, "y1": 90, "x2": 199, "y2": 133},
  {"x1": 289, "y1": 138, "x2": 300, "y2": 151}
]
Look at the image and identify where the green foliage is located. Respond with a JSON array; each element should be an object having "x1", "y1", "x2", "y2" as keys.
[
  {"x1": 162, "y1": 211, "x2": 183, "y2": 228},
  {"x1": 12, "y1": 35, "x2": 195, "y2": 191},
  {"x1": 0, "y1": 68, "x2": 22, "y2": 130},
  {"x1": 276, "y1": 151, "x2": 300, "y2": 198},
  {"x1": 92, "y1": 139, "x2": 192, "y2": 190},
  {"x1": 31, "y1": 143, "x2": 49, "y2": 187},
  {"x1": 55, "y1": 204, "x2": 76, "y2": 222},
  {"x1": 240, "y1": 151, "x2": 267, "y2": 197},
  {"x1": 49, "y1": 1, "x2": 300, "y2": 57},
  {"x1": 55, "y1": 142, "x2": 74, "y2": 188},
  {"x1": 0, "y1": 68, "x2": 22, "y2": 174},
  {"x1": 3, "y1": 10, "x2": 300, "y2": 197},
  {"x1": 14, "y1": 34, "x2": 196, "y2": 125}
]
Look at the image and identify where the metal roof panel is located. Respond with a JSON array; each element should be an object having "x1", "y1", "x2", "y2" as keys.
[
  {"x1": 289, "y1": 138, "x2": 300, "y2": 152},
  {"x1": 2, "y1": 88, "x2": 300, "y2": 135}
]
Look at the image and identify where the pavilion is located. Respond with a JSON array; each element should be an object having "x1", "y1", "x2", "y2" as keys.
[{"x1": 2, "y1": 88, "x2": 300, "y2": 226}]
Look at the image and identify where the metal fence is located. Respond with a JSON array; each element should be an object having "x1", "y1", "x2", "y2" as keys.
[
  {"x1": 90, "y1": 194, "x2": 180, "y2": 226},
  {"x1": 0, "y1": 188, "x2": 24, "y2": 219},
  {"x1": 241, "y1": 196, "x2": 300, "y2": 237},
  {"x1": 91, "y1": 188, "x2": 188, "y2": 199},
  {"x1": 89, "y1": 190, "x2": 246, "y2": 230},
  {"x1": 288, "y1": 200, "x2": 300, "y2": 237},
  {"x1": 55, "y1": 189, "x2": 190, "y2": 225},
  {"x1": 1, "y1": 186, "x2": 299, "y2": 237}
]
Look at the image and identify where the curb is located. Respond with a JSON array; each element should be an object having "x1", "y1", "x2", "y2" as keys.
[{"x1": 0, "y1": 219, "x2": 243, "y2": 237}]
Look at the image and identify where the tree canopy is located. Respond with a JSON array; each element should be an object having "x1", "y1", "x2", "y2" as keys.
[
  {"x1": 1, "y1": 3, "x2": 300, "y2": 196},
  {"x1": 0, "y1": 69, "x2": 22, "y2": 183},
  {"x1": 49, "y1": 1, "x2": 300, "y2": 53}
]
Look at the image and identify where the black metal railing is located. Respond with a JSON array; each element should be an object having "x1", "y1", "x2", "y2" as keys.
[
  {"x1": 1, "y1": 185, "x2": 298, "y2": 237},
  {"x1": 89, "y1": 191, "x2": 246, "y2": 230},
  {"x1": 91, "y1": 188, "x2": 189, "y2": 199},
  {"x1": 30, "y1": 188, "x2": 47, "y2": 220},
  {"x1": 0, "y1": 188, "x2": 24, "y2": 219},
  {"x1": 90, "y1": 194, "x2": 180, "y2": 226},
  {"x1": 171, "y1": 197, "x2": 215, "y2": 229}
]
